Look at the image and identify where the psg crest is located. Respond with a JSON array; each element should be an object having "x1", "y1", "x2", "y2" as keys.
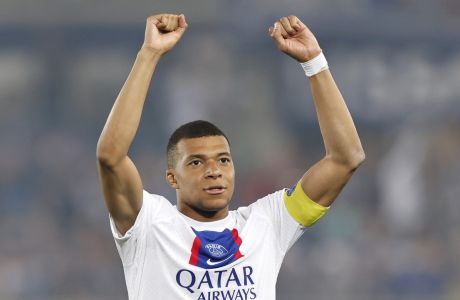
[{"x1": 189, "y1": 228, "x2": 244, "y2": 269}]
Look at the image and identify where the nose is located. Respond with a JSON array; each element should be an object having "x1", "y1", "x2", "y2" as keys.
[{"x1": 204, "y1": 161, "x2": 222, "y2": 178}]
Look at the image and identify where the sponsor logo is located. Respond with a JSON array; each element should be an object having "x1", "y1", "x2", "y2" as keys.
[
  {"x1": 205, "y1": 243, "x2": 228, "y2": 258},
  {"x1": 196, "y1": 288, "x2": 257, "y2": 300},
  {"x1": 206, "y1": 255, "x2": 233, "y2": 266},
  {"x1": 176, "y1": 266, "x2": 256, "y2": 298}
]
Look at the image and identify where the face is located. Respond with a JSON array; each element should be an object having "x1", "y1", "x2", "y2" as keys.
[{"x1": 166, "y1": 135, "x2": 235, "y2": 221}]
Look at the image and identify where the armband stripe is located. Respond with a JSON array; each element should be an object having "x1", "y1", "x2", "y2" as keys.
[{"x1": 283, "y1": 182, "x2": 329, "y2": 227}]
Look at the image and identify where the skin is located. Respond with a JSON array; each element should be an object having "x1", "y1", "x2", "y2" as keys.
[
  {"x1": 97, "y1": 13, "x2": 364, "y2": 236},
  {"x1": 166, "y1": 136, "x2": 235, "y2": 221},
  {"x1": 269, "y1": 16, "x2": 365, "y2": 207},
  {"x1": 97, "y1": 14, "x2": 188, "y2": 234}
]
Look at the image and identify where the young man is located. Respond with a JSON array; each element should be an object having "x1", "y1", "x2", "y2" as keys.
[{"x1": 97, "y1": 13, "x2": 364, "y2": 300}]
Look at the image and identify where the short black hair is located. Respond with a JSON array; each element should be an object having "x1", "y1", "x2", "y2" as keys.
[{"x1": 167, "y1": 120, "x2": 229, "y2": 168}]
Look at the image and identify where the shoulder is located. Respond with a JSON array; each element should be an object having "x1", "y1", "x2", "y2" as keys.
[
  {"x1": 142, "y1": 189, "x2": 169, "y2": 203},
  {"x1": 142, "y1": 190, "x2": 175, "y2": 216},
  {"x1": 111, "y1": 190, "x2": 175, "y2": 239},
  {"x1": 251, "y1": 189, "x2": 286, "y2": 210},
  {"x1": 234, "y1": 189, "x2": 286, "y2": 218}
]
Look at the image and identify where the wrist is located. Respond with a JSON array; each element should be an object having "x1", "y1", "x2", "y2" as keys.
[
  {"x1": 298, "y1": 47, "x2": 322, "y2": 62},
  {"x1": 300, "y1": 51, "x2": 329, "y2": 77},
  {"x1": 138, "y1": 46, "x2": 164, "y2": 60}
]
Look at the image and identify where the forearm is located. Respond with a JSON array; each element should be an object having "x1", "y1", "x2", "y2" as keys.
[
  {"x1": 97, "y1": 47, "x2": 162, "y2": 165},
  {"x1": 309, "y1": 69, "x2": 365, "y2": 166}
]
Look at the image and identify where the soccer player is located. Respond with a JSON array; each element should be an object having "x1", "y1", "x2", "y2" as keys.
[{"x1": 97, "y1": 13, "x2": 365, "y2": 300}]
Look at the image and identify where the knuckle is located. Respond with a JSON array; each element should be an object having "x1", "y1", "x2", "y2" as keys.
[{"x1": 147, "y1": 15, "x2": 157, "y2": 23}]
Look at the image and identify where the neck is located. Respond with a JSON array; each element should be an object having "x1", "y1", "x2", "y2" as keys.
[{"x1": 177, "y1": 202, "x2": 229, "y2": 222}]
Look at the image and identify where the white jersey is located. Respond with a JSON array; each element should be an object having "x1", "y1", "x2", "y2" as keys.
[{"x1": 110, "y1": 189, "x2": 306, "y2": 300}]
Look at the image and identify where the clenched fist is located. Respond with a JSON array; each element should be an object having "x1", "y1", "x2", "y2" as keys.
[
  {"x1": 268, "y1": 15, "x2": 321, "y2": 62},
  {"x1": 143, "y1": 13, "x2": 188, "y2": 55}
]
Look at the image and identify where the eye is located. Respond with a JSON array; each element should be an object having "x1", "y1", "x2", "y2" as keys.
[
  {"x1": 190, "y1": 160, "x2": 202, "y2": 166},
  {"x1": 219, "y1": 157, "x2": 231, "y2": 164}
]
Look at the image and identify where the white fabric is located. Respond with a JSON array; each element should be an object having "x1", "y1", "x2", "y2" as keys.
[
  {"x1": 300, "y1": 51, "x2": 329, "y2": 77},
  {"x1": 109, "y1": 189, "x2": 306, "y2": 300}
]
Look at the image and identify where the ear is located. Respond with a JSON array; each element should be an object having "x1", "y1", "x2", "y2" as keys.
[{"x1": 166, "y1": 169, "x2": 179, "y2": 189}]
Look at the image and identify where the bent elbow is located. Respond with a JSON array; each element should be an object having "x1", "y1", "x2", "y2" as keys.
[
  {"x1": 330, "y1": 148, "x2": 365, "y2": 171},
  {"x1": 348, "y1": 149, "x2": 365, "y2": 170},
  {"x1": 96, "y1": 141, "x2": 121, "y2": 168}
]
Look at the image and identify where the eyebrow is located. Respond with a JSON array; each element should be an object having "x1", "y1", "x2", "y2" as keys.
[{"x1": 185, "y1": 152, "x2": 231, "y2": 161}]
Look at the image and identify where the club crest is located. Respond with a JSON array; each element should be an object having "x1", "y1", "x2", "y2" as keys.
[{"x1": 205, "y1": 243, "x2": 228, "y2": 258}]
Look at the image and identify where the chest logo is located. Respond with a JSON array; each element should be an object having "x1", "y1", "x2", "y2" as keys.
[
  {"x1": 205, "y1": 243, "x2": 228, "y2": 258},
  {"x1": 206, "y1": 255, "x2": 233, "y2": 266},
  {"x1": 189, "y1": 228, "x2": 244, "y2": 269}
]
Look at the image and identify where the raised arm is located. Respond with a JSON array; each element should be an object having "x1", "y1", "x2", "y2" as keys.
[
  {"x1": 96, "y1": 14, "x2": 187, "y2": 235},
  {"x1": 269, "y1": 16, "x2": 365, "y2": 208}
]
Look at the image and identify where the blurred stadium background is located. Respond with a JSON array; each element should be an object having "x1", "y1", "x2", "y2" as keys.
[{"x1": 1, "y1": 0, "x2": 460, "y2": 299}]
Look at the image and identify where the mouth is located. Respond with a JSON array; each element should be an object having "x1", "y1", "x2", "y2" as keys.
[{"x1": 204, "y1": 186, "x2": 226, "y2": 195}]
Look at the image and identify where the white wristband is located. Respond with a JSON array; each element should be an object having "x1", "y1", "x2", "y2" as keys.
[{"x1": 300, "y1": 52, "x2": 329, "y2": 77}]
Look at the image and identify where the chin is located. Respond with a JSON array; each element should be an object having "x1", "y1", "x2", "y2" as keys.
[{"x1": 201, "y1": 197, "x2": 229, "y2": 211}]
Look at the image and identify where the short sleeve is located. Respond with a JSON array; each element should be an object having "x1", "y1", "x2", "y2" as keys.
[
  {"x1": 109, "y1": 190, "x2": 169, "y2": 266},
  {"x1": 249, "y1": 190, "x2": 307, "y2": 254}
]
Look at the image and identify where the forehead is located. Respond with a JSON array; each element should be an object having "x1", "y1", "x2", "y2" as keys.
[{"x1": 176, "y1": 136, "x2": 231, "y2": 158}]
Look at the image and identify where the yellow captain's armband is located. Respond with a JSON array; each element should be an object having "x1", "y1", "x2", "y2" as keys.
[{"x1": 283, "y1": 182, "x2": 329, "y2": 227}]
